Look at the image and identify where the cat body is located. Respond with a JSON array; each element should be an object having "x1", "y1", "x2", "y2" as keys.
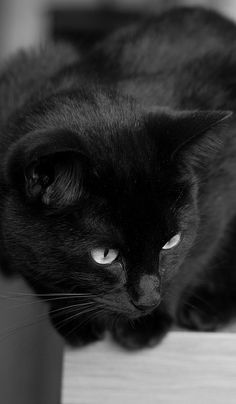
[{"x1": 1, "y1": 7, "x2": 236, "y2": 348}]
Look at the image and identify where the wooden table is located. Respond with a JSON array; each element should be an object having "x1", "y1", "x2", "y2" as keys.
[
  {"x1": 62, "y1": 329, "x2": 236, "y2": 404},
  {"x1": 1, "y1": 272, "x2": 236, "y2": 404}
]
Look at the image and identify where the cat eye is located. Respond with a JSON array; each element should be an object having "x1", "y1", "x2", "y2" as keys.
[
  {"x1": 91, "y1": 248, "x2": 119, "y2": 265},
  {"x1": 162, "y1": 233, "x2": 181, "y2": 250}
]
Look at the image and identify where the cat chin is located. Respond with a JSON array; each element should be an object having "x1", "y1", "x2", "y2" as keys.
[
  {"x1": 132, "y1": 307, "x2": 157, "y2": 318},
  {"x1": 109, "y1": 306, "x2": 158, "y2": 320},
  {"x1": 108, "y1": 307, "x2": 159, "y2": 321}
]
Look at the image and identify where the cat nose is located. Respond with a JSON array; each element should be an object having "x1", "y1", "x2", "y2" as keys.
[
  {"x1": 131, "y1": 274, "x2": 161, "y2": 312},
  {"x1": 132, "y1": 292, "x2": 161, "y2": 312}
]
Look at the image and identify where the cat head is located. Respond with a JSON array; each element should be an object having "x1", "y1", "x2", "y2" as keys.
[{"x1": 1, "y1": 89, "x2": 231, "y2": 340}]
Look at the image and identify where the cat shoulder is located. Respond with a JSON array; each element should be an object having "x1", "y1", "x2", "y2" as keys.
[{"x1": 0, "y1": 42, "x2": 79, "y2": 123}]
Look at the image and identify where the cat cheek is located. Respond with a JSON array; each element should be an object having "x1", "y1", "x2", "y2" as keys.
[
  {"x1": 158, "y1": 253, "x2": 178, "y2": 278},
  {"x1": 158, "y1": 254, "x2": 166, "y2": 276},
  {"x1": 107, "y1": 262, "x2": 126, "y2": 285}
]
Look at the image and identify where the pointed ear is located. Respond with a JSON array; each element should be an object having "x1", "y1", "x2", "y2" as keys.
[
  {"x1": 5, "y1": 129, "x2": 88, "y2": 208},
  {"x1": 147, "y1": 108, "x2": 233, "y2": 161}
]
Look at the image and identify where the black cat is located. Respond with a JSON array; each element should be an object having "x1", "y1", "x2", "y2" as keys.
[{"x1": 1, "y1": 7, "x2": 236, "y2": 349}]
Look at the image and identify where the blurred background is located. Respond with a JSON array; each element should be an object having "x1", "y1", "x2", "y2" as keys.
[{"x1": 0, "y1": 0, "x2": 236, "y2": 62}]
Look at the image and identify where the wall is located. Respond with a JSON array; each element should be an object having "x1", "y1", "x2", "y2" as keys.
[{"x1": 1, "y1": 0, "x2": 236, "y2": 60}]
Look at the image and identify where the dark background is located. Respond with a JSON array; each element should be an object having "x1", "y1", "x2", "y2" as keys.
[{"x1": 0, "y1": 0, "x2": 232, "y2": 60}]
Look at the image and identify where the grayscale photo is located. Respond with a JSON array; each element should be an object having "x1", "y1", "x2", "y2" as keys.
[{"x1": 0, "y1": 0, "x2": 236, "y2": 403}]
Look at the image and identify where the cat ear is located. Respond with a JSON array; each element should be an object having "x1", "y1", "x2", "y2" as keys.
[
  {"x1": 5, "y1": 129, "x2": 87, "y2": 208},
  {"x1": 147, "y1": 108, "x2": 233, "y2": 161}
]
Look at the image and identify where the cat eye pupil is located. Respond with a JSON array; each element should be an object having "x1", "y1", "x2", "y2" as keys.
[
  {"x1": 104, "y1": 248, "x2": 109, "y2": 258},
  {"x1": 91, "y1": 248, "x2": 119, "y2": 265}
]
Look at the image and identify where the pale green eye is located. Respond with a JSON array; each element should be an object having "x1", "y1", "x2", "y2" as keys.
[
  {"x1": 162, "y1": 233, "x2": 181, "y2": 250},
  {"x1": 91, "y1": 248, "x2": 119, "y2": 265}
]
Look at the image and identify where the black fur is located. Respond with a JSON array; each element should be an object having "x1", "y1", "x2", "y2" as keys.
[{"x1": 1, "y1": 7, "x2": 236, "y2": 349}]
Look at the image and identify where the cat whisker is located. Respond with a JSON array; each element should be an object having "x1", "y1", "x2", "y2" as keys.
[
  {"x1": 0, "y1": 315, "x2": 53, "y2": 344},
  {"x1": 112, "y1": 312, "x2": 123, "y2": 331},
  {"x1": 108, "y1": 312, "x2": 118, "y2": 332},
  {"x1": 189, "y1": 292, "x2": 215, "y2": 310},
  {"x1": 0, "y1": 302, "x2": 97, "y2": 343},
  {"x1": 63, "y1": 307, "x2": 107, "y2": 342},
  {"x1": 53, "y1": 305, "x2": 103, "y2": 333},
  {"x1": 3, "y1": 291, "x2": 99, "y2": 297},
  {"x1": 181, "y1": 299, "x2": 206, "y2": 315},
  {"x1": 49, "y1": 302, "x2": 96, "y2": 316},
  {"x1": 0, "y1": 292, "x2": 102, "y2": 305},
  {"x1": 0, "y1": 296, "x2": 99, "y2": 309},
  {"x1": 71, "y1": 307, "x2": 106, "y2": 330},
  {"x1": 128, "y1": 318, "x2": 136, "y2": 329}
]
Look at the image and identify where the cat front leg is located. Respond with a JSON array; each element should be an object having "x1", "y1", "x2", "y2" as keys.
[
  {"x1": 176, "y1": 283, "x2": 234, "y2": 331},
  {"x1": 111, "y1": 309, "x2": 172, "y2": 350},
  {"x1": 49, "y1": 307, "x2": 106, "y2": 347},
  {"x1": 176, "y1": 240, "x2": 236, "y2": 332}
]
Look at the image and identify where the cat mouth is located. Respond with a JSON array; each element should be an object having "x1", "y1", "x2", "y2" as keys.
[{"x1": 94, "y1": 297, "x2": 159, "y2": 318}]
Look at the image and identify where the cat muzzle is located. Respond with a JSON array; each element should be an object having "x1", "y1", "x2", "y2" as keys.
[{"x1": 131, "y1": 291, "x2": 161, "y2": 315}]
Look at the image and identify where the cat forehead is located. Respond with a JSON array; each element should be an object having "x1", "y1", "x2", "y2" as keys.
[
  {"x1": 44, "y1": 107, "x2": 158, "y2": 174},
  {"x1": 39, "y1": 89, "x2": 141, "y2": 126}
]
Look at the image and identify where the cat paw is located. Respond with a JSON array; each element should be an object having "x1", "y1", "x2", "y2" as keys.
[
  {"x1": 50, "y1": 310, "x2": 105, "y2": 347},
  {"x1": 111, "y1": 311, "x2": 172, "y2": 350},
  {"x1": 176, "y1": 286, "x2": 229, "y2": 331},
  {"x1": 65, "y1": 321, "x2": 106, "y2": 347}
]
